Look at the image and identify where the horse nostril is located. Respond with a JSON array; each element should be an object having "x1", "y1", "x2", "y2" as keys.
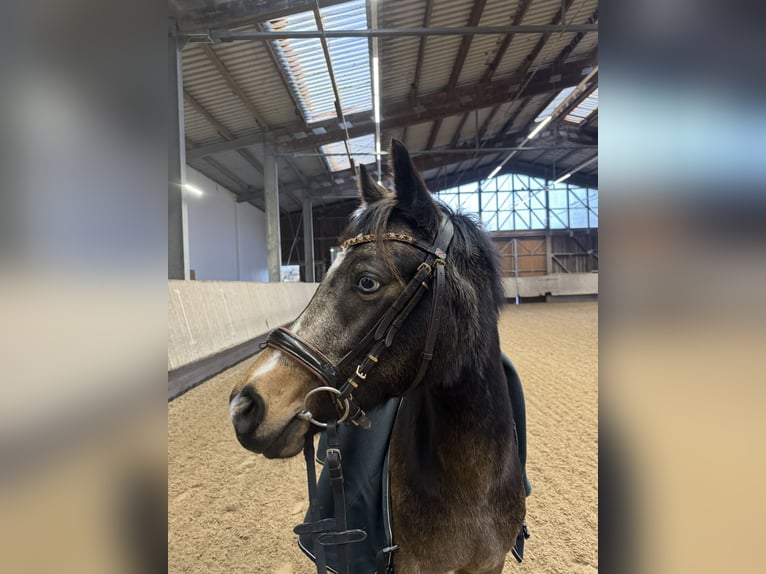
[{"x1": 229, "y1": 386, "x2": 265, "y2": 435}]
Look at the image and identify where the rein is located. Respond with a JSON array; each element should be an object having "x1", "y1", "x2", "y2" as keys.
[{"x1": 266, "y1": 215, "x2": 454, "y2": 574}]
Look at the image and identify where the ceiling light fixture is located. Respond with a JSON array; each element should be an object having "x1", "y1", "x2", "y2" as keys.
[
  {"x1": 553, "y1": 155, "x2": 598, "y2": 185},
  {"x1": 484, "y1": 117, "x2": 552, "y2": 182},
  {"x1": 528, "y1": 115, "x2": 552, "y2": 139}
]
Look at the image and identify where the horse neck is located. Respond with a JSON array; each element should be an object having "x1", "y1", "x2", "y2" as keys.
[{"x1": 390, "y1": 341, "x2": 516, "y2": 496}]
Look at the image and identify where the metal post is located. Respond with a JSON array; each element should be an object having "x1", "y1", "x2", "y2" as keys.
[
  {"x1": 264, "y1": 135, "x2": 281, "y2": 282},
  {"x1": 302, "y1": 196, "x2": 315, "y2": 283},
  {"x1": 512, "y1": 237, "x2": 520, "y2": 305},
  {"x1": 546, "y1": 232, "x2": 553, "y2": 275},
  {"x1": 168, "y1": 24, "x2": 189, "y2": 279}
]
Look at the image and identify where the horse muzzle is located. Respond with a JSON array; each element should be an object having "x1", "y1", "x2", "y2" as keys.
[
  {"x1": 229, "y1": 385, "x2": 265, "y2": 436},
  {"x1": 229, "y1": 384, "x2": 310, "y2": 458}
]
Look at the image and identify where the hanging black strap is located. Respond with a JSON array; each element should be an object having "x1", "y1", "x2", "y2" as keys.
[
  {"x1": 295, "y1": 434, "x2": 329, "y2": 574},
  {"x1": 296, "y1": 426, "x2": 367, "y2": 574}
]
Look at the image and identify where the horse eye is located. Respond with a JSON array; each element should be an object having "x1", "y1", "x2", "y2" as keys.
[{"x1": 356, "y1": 276, "x2": 381, "y2": 293}]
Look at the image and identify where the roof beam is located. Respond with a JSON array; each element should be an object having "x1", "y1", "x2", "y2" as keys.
[
  {"x1": 447, "y1": 0, "x2": 533, "y2": 148},
  {"x1": 403, "y1": 0, "x2": 434, "y2": 144},
  {"x1": 483, "y1": 0, "x2": 533, "y2": 81},
  {"x1": 256, "y1": 22, "x2": 309, "y2": 127},
  {"x1": 280, "y1": 57, "x2": 594, "y2": 150},
  {"x1": 184, "y1": 88, "x2": 265, "y2": 176},
  {"x1": 177, "y1": 0, "x2": 350, "y2": 34},
  {"x1": 492, "y1": 0, "x2": 579, "y2": 139},
  {"x1": 555, "y1": 8, "x2": 598, "y2": 64},
  {"x1": 519, "y1": 0, "x2": 578, "y2": 72},
  {"x1": 199, "y1": 43, "x2": 311, "y2": 187},
  {"x1": 200, "y1": 44, "x2": 270, "y2": 130},
  {"x1": 426, "y1": 158, "x2": 597, "y2": 191},
  {"x1": 311, "y1": 4, "x2": 354, "y2": 169},
  {"x1": 184, "y1": 57, "x2": 594, "y2": 160},
  {"x1": 204, "y1": 23, "x2": 599, "y2": 41},
  {"x1": 316, "y1": 153, "x2": 597, "y2": 200},
  {"x1": 236, "y1": 182, "x2": 312, "y2": 206},
  {"x1": 426, "y1": 0, "x2": 488, "y2": 150},
  {"x1": 553, "y1": 73, "x2": 598, "y2": 125},
  {"x1": 184, "y1": 89, "x2": 236, "y2": 140},
  {"x1": 327, "y1": 128, "x2": 595, "y2": 182}
]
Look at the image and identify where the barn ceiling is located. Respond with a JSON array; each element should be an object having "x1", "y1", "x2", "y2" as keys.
[{"x1": 169, "y1": 0, "x2": 598, "y2": 213}]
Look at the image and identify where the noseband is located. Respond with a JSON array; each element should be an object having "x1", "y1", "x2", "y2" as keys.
[{"x1": 266, "y1": 215, "x2": 454, "y2": 429}]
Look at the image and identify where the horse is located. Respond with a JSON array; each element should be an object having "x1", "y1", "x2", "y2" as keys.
[{"x1": 229, "y1": 139, "x2": 527, "y2": 574}]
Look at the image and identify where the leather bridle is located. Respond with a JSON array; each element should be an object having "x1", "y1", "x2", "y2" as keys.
[
  {"x1": 265, "y1": 214, "x2": 455, "y2": 430},
  {"x1": 263, "y1": 214, "x2": 454, "y2": 574}
]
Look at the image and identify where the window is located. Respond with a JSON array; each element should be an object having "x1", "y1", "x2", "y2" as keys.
[{"x1": 433, "y1": 171, "x2": 598, "y2": 232}]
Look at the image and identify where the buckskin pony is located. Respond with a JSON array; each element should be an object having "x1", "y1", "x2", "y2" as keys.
[{"x1": 230, "y1": 140, "x2": 528, "y2": 574}]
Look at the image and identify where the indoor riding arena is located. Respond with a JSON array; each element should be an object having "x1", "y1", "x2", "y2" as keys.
[{"x1": 168, "y1": 1, "x2": 598, "y2": 573}]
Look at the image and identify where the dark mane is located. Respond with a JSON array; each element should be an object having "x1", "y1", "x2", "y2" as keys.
[{"x1": 341, "y1": 197, "x2": 505, "y2": 387}]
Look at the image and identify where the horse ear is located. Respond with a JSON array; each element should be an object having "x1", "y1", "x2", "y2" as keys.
[
  {"x1": 389, "y1": 139, "x2": 437, "y2": 218},
  {"x1": 357, "y1": 163, "x2": 390, "y2": 204}
]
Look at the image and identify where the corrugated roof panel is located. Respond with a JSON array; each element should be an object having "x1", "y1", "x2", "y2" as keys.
[
  {"x1": 183, "y1": 105, "x2": 223, "y2": 146},
  {"x1": 565, "y1": 87, "x2": 597, "y2": 123},
  {"x1": 455, "y1": 32, "x2": 506, "y2": 87},
  {"x1": 455, "y1": 0, "x2": 525, "y2": 88},
  {"x1": 432, "y1": 113, "x2": 464, "y2": 148},
  {"x1": 530, "y1": 31, "x2": 581, "y2": 67},
  {"x1": 417, "y1": 36, "x2": 464, "y2": 95},
  {"x1": 480, "y1": 96, "x2": 532, "y2": 139},
  {"x1": 453, "y1": 106, "x2": 497, "y2": 144},
  {"x1": 491, "y1": 0, "x2": 565, "y2": 80},
  {"x1": 379, "y1": 36, "x2": 420, "y2": 105},
  {"x1": 207, "y1": 40, "x2": 304, "y2": 128},
  {"x1": 319, "y1": 133, "x2": 376, "y2": 172},
  {"x1": 416, "y1": 0, "x2": 474, "y2": 95},
  {"x1": 265, "y1": 0, "x2": 371, "y2": 124},
  {"x1": 404, "y1": 121, "x2": 434, "y2": 152},
  {"x1": 510, "y1": 93, "x2": 556, "y2": 133},
  {"x1": 182, "y1": 44, "x2": 266, "y2": 141},
  {"x1": 290, "y1": 156, "x2": 328, "y2": 179},
  {"x1": 534, "y1": 86, "x2": 576, "y2": 121},
  {"x1": 430, "y1": 0, "x2": 475, "y2": 28},
  {"x1": 214, "y1": 148, "x2": 265, "y2": 188},
  {"x1": 566, "y1": 33, "x2": 598, "y2": 62}
]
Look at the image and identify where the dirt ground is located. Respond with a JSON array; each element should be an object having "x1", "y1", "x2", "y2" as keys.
[{"x1": 169, "y1": 301, "x2": 598, "y2": 573}]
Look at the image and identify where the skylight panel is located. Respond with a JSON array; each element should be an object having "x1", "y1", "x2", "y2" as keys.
[
  {"x1": 534, "y1": 86, "x2": 576, "y2": 122},
  {"x1": 564, "y1": 88, "x2": 598, "y2": 124},
  {"x1": 265, "y1": 0, "x2": 372, "y2": 124},
  {"x1": 320, "y1": 134, "x2": 376, "y2": 172}
]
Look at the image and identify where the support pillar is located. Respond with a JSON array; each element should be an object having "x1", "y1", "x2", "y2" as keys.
[
  {"x1": 302, "y1": 196, "x2": 315, "y2": 282},
  {"x1": 264, "y1": 136, "x2": 282, "y2": 282},
  {"x1": 168, "y1": 23, "x2": 189, "y2": 279},
  {"x1": 546, "y1": 232, "x2": 553, "y2": 275}
]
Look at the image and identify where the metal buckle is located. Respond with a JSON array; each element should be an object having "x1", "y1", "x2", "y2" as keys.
[
  {"x1": 417, "y1": 262, "x2": 432, "y2": 276},
  {"x1": 297, "y1": 386, "x2": 351, "y2": 428}
]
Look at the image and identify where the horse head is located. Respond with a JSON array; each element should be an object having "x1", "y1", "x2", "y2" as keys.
[{"x1": 229, "y1": 139, "x2": 503, "y2": 458}]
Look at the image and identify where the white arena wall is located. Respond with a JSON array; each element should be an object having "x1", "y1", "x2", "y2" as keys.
[
  {"x1": 502, "y1": 272, "x2": 598, "y2": 298},
  {"x1": 168, "y1": 280, "x2": 318, "y2": 397},
  {"x1": 185, "y1": 166, "x2": 269, "y2": 282}
]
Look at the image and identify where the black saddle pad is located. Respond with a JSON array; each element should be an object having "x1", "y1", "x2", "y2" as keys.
[{"x1": 298, "y1": 398, "x2": 401, "y2": 574}]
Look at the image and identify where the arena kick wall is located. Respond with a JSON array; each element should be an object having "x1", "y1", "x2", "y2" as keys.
[{"x1": 168, "y1": 280, "x2": 318, "y2": 398}]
